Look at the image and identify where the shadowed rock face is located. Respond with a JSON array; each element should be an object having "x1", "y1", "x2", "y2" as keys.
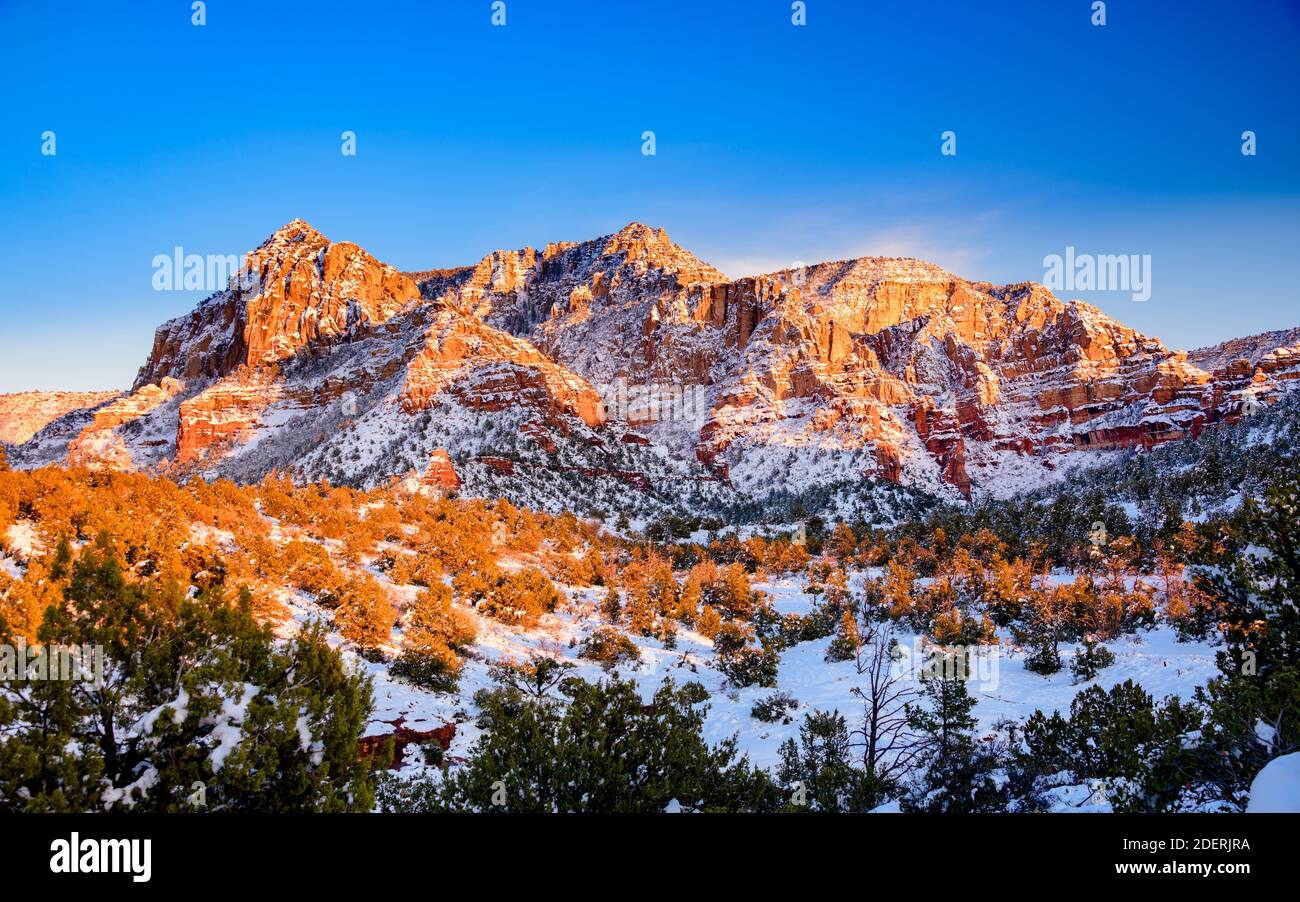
[{"x1": 16, "y1": 219, "x2": 1298, "y2": 502}]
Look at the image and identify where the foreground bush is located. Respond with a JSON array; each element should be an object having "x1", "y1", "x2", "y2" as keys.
[
  {"x1": 378, "y1": 675, "x2": 779, "y2": 812},
  {"x1": 0, "y1": 533, "x2": 376, "y2": 812}
]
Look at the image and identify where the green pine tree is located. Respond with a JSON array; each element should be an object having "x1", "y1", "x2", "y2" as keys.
[
  {"x1": 901, "y1": 665, "x2": 1004, "y2": 812},
  {"x1": 0, "y1": 532, "x2": 377, "y2": 812},
  {"x1": 395, "y1": 675, "x2": 777, "y2": 813},
  {"x1": 776, "y1": 709, "x2": 872, "y2": 812}
]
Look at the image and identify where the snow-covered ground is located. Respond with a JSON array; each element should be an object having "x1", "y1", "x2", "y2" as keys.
[
  {"x1": 0, "y1": 555, "x2": 23, "y2": 579},
  {"x1": 1246, "y1": 752, "x2": 1300, "y2": 813},
  {"x1": 3, "y1": 521, "x2": 45, "y2": 560},
  {"x1": 314, "y1": 571, "x2": 1220, "y2": 786}
]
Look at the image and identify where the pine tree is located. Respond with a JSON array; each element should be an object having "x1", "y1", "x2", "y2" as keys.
[
  {"x1": 901, "y1": 665, "x2": 1004, "y2": 812},
  {"x1": 392, "y1": 582, "x2": 474, "y2": 692},
  {"x1": 1184, "y1": 475, "x2": 1300, "y2": 808},
  {"x1": 334, "y1": 575, "x2": 395, "y2": 653},
  {"x1": 777, "y1": 710, "x2": 872, "y2": 812},
  {"x1": 1015, "y1": 681, "x2": 1203, "y2": 812},
  {"x1": 882, "y1": 558, "x2": 916, "y2": 621},
  {"x1": 1070, "y1": 634, "x2": 1116, "y2": 684},
  {"x1": 426, "y1": 676, "x2": 777, "y2": 812},
  {"x1": 0, "y1": 536, "x2": 377, "y2": 811},
  {"x1": 48, "y1": 534, "x2": 74, "y2": 581},
  {"x1": 487, "y1": 653, "x2": 573, "y2": 699},
  {"x1": 985, "y1": 556, "x2": 1030, "y2": 626},
  {"x1": 600, "y1": 585, "x2": 622, "y2": 622},
  {"x1": 907, "y1": 664, "x2": 977, "y2": 759},
  {"x1": 825, "y1": 608, "x2": 860, "y2": 663},
  {"x1": 623, "y1": 580, "x2": 657, "y2": 635},
  {"x1": 1020, "y1": 585, "x2": 1064, "y2": 675}
]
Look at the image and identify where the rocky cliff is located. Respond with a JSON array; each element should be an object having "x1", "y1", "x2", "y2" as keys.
[
  {"x1": 10, "y1": 219, "x2": 1297, "y2": 513},
  {"x1": 0, "y1": 391, "x2": 120, "y2": 445}
]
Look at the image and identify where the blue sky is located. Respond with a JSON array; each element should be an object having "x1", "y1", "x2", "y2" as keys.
[{"x1": 1, "y1": 0, "x2": 1297, "y2": 391}]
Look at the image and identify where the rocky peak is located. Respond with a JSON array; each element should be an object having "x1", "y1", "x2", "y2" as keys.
[
  {"x1": 599, "y1": 221, "x2": 727, "y2": 280},
  {"x1": 264, "y1": 218, "x2": 325, "y2": 244},
  {"x1": 600, "y1": 221, "x2": 686, "y2": 264},
  {"x1": 134, "y1": 220, "x2": 420, "y2": 389},
  {"x1": 412, "y1": 222, "x2": 731, "y2": 387},
  {"x1": 21, "y1": 218, "x2": 1293, "y2": 508}
]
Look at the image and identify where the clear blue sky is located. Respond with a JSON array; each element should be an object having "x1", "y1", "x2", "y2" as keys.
[{"x1": 1, "y1": 0, "x2": 1297, "y2": 392}]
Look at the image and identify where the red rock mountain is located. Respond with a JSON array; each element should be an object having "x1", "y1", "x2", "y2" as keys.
[
  {"x1": 416, "y1": 225, "x2": 1297, "y2": 497},
  {"x1": 7, "y1": 220, "x2": 1297, "y2": 510},
  {"x1": 135, "y1": 220, "x2": 420, "y2": 387}
]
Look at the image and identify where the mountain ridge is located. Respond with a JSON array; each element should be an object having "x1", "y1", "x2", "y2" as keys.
[{"x1": 6, "y1": 219, "x2": 1297, "y2": 518}]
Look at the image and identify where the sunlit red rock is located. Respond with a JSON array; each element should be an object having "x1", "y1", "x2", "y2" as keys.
[{"x1": 13, "y1": 219, "x2": 1297, "y2": 501}]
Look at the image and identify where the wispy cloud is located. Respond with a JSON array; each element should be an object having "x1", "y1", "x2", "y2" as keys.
[{"x1": 710, "y1": 217, "x2": 998, "y2": 280}]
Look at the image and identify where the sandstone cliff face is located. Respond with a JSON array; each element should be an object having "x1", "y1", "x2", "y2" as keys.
[
  {"x1": 65, "y1": 378, "x2": 185, "y2": 469},
  {"x1": 15, "y1": 219, "x2": 1298, "y2": 505},
  {"x1": 176, "y1": 371, "x2": 281, "y2": 464},
  {"x1": 399, "y1": 307, "x2": 606, "y2": 431},
  {"x1": 687, "y1": 264, "x2": 1281, "y2": 496},
  {"x1": 421, "y1": 449, "x2": 460, "y2": 494}
]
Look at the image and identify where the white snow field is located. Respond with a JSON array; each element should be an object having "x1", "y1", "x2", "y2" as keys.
[{"x1": 284, "y1": 568, "x2": 1225, "y2": 810}]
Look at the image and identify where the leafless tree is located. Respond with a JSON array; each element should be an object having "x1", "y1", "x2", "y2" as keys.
[{"x1": 847, "y1": 616, "x2": 922, "y2": 803}]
